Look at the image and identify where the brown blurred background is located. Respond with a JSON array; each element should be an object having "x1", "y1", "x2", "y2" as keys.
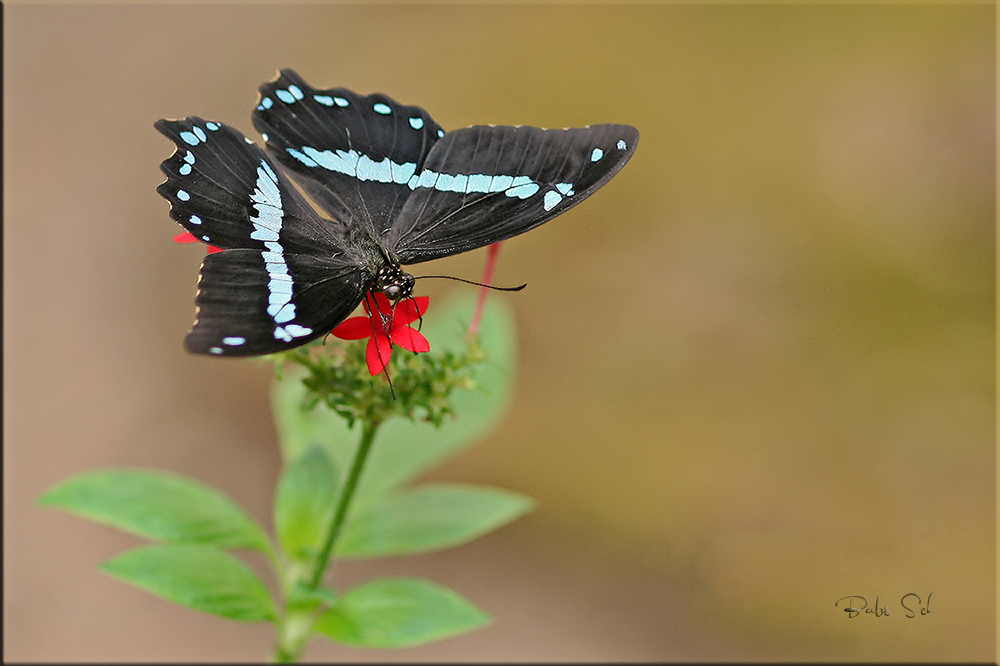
[{"x1": 5, "y1": 4, "x2": 995, "y2": 662}]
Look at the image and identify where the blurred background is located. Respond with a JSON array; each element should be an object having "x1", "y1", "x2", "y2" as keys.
[{"x1": 5, "y1": 4, "x2": 994, "y2": 662}]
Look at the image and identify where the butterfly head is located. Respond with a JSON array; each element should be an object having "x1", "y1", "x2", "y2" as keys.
[{"x1": 375, "y1": 264, "x2": 415, "y2": 301}]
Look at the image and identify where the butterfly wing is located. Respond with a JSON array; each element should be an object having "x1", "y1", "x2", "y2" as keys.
[
  {"x1": 252, "y1": 69, "x2": 444, "y2": 241},
  {"x1": 387, "y1": 123, "x2": 639, "y2": 264},
  {"x1": 186, "y1": 250, "x2": 368, "y2": 356},
  {"x1": 156, "y1": 117, "x2": 371, "y2": 355}
]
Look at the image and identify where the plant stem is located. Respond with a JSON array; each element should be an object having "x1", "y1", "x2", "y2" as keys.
[
  {"x1": 273, "y1": 608, "x2": 313, "y2": 663},
  {"x1": 469, "y1": 242, "x2": 502, "y2": 336},
  {"x1": 308, "y1": 419, "x2": 379, "y2": 589}
]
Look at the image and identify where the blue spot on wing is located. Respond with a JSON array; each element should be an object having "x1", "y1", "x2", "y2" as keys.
[{"x1": 506, "y1": 181, "x2": 540, "y2": 199}]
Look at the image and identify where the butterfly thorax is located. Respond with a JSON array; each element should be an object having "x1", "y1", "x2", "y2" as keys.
[{"x1": 352, "y1": 233, "x2": 414, "y2": 301}]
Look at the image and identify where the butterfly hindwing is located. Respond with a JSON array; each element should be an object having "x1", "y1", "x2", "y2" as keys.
[
  {"x1": 387, "y1": 123, "x2": 639, "y2": 264},
  {"x1": 187, "y1": 250, "x2": 369, "y2": 356},
  {"x1": 252, "y1": 69, "x2": 445, "y2": 238},
  {"x1": 156, "y1": 116, "x2": 372, "y2": 355}
]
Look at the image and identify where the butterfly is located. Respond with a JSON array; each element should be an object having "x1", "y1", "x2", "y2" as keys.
[{"x1": 156, "y1": 69, "x2": 639, "y2": 356}]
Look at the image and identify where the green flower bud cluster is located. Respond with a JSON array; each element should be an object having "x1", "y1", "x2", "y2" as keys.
[{"x1": 273, "y1": 335, "x2": 486, "y2": 429}]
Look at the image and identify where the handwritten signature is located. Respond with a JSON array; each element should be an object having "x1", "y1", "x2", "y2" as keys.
[{"x1": 835, "y1": 593, "x2": 935, "y2": 618}]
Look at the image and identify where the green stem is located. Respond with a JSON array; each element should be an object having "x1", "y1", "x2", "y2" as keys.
[
  {"x1": 273, "y1": 607, "x2": 315, "y2": 663},
  {"x1": 272, "y1": 419, "x2": 380, "y2": 662},
  {"x1": 308, "y1": 419, "x2": 380, "y2": 589}
]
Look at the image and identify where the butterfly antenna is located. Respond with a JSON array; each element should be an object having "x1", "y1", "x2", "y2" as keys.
[{"x1": 414, "y1": 275, "x2": 527, "y2": 292}]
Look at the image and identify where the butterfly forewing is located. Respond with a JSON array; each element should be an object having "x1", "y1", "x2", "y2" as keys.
[
  {"x1": 156, "y1": 117, "x2": 347, "y2": 254},
  {"x1": 252, "y1": 69, "x2": 445, "y2": 238},
  {"x1": 387, "y1": 123, "x2": 639, "y2": 264},
  {"x1": 156, "y1": 116, "x2": 371, "y2": 355}
]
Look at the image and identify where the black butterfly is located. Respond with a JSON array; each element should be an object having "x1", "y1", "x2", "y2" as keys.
[{"x1": 156, "y1": 69, "x2": 638, "y2": 356}]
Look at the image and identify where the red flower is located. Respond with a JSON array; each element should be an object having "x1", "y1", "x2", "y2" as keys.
[
  {"x1": 332, "y1": 292, "x2": 430, "y2": 376},
  {"x1": 174, "y1": 231, "x2": 223, "y2": 253}
]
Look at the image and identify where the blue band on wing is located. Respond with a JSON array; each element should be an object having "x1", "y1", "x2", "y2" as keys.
[
  {"x1": 285, "y1": 146, "x2": 548, "y2": 200},
  {"x1": 248, "y1": 158, "x2": 313, "y2": 342}
]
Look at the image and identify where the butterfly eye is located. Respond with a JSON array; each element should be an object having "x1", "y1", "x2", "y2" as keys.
[{"x1": 384, "y1": 285, "x2": 402, "y2": 300}]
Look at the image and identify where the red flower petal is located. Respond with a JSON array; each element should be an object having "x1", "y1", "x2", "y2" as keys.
[
  {"x1": 175, "y1": 231, "x2": 223, "y2": 253},
  {"x1": 331, "y1": 317, "x2": 373, "y2": 340},
  {"x1": 365, "y1": 332, "x2": 393, "y2": 376},
  {"x1": 363, "y1": 292, "x2": 392, "y2": 316},
  {"x1": 391, "y1": 325, "x2": 430, "y2": 354},
  {"x1": 394, "y1": 296, "x2": 429, "y2": 324}
]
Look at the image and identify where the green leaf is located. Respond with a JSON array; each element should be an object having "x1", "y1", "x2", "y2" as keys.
[
  {"x1": 38, "y1": 469, "x2": 272, "y2": 553},
  {"x1": 273, "y1": 447, "x2": 338, "y2": 562},
  {"x1": 101, "y1": 544, "x2": 278, "y2": 622},
  {"x1": 314, "y1": 577, "x2": 490, "y2": 647},
  {"x1": 272, "y1": 291, "x2": 517, "y2": 507},
  {"x1": 338, "y1": 483, "x2": 534, "y2": 558},
  {"x1": 272, "y1": 367, "x2": 357, "y2": 473}
]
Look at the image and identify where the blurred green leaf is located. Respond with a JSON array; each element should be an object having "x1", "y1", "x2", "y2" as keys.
[
  {"x1": 101, "y1": 544, "x2": 277, "y2": 622},
  {"x1": 272, "y1": 290, "x2": 517, "y2": 508},
  {"x1": 314, "y1": 577, "x2": 490, "y2": 647},
  {"x1": 273, "y1": 447, "x2": 338, "y2": 562},
  {"x1": 271, "y1": 367, "x2": 356, "y2": 472},
  {"x1": 38, "y1": 469, "x2": 271, "y2": 553},
  {"x1": 338, "y1": 483, "x2": 534, "y2": 558}
]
